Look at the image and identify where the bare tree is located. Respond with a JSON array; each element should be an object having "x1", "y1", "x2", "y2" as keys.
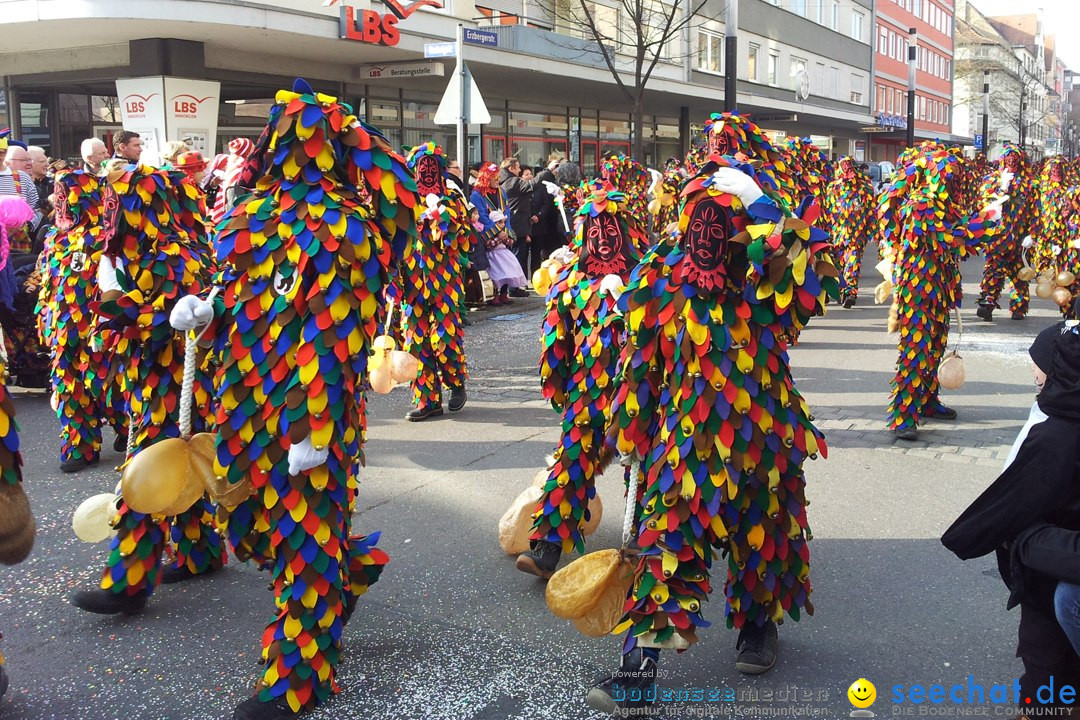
[{"x1": 548, "y1": 0, "x2": 713, "y2": 159}]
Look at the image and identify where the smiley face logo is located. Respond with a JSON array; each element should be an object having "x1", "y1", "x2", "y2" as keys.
[{"x1": 848, "y1": 678, "x2": 876, "y2": 709}]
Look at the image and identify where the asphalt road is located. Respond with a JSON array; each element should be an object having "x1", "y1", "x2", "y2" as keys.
[{"x1": 0, "y1": 259, "x2": 1062, "y2": 720}]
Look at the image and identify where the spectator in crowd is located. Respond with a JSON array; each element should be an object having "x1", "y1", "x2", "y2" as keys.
[
  {"x1": 498, "y1": 157, "x2": 536, "y2": 292},
  {"x1": 529, "y1": 153, "x2": 564, "y2": 274},
  {"x1": 26, "y1": 146, "x2": 52, "y2": 215},
  {"x1": 161, "y1": 141, "x2": 190, "y2": 167},
  {"x1": 0, "y1": 141, "x2": 42, "y2": 246},
  {"x1": 520, "y1": 167, "x2": 534, "y2": 181},
  {"x1": 468, "y1": 161, "x2": 481, "y2": 188},
  {"x1": 81, "y1": 138, "x2": 108, "y2": 174},
  {"x1": 112, "y1": 130, "x2": 143, "y2": 163},
  {"x1": 553, "y1": 159, "x2": 583, "y2": 241}
]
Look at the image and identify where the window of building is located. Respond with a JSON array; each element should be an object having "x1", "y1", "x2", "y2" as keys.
[
  {"x1": 791, "y1": 56, "x2": 808, "y2": 91},
  {"x1": 748, "y1": 43, "x2": 759, "y2": 81},
  {"x1": 697, "y1": 29, "x2": 723, "y2": 74},
  {"x1": 851, "y1": 11, "x2": 864, "y2": 41},
  {"x1": 887, "y1": 87, "x2": 894, "y2": 114},
  {"x1": 768, "y1": 51, "x2": 779, "y2": 85},
  {"x1": 923, "y1": 0, "x2": 930, "y2": 22},
  {"x1": 814, "y1": 61, "x2": 825, "y2": 95},
  {"x1": 815, "y1": 0, "x2": 823, "y2": 24},
  {"x1": 831, "y1": 0, "x2": 839, "y2": 30},
  {"x1": 944, "y1": 14, "x2": 951, "y2": 36},
  {"x1": 889, "y1": 31, "x2": 896, "y2": 59},
  {"x1": 877, "y1": 84, "x2": 886, "y2": 112},
  {"x1": 879, "y1": 25, "x2": 888, "y2": 54},
  {"x1": 792, "y1": 0, "x2": 806, "y2": 16},
  {"x1": 851, "y1": 73, "x2": 864, "y2": 104},
  {"x1": 829, "y1": 66, "x2": 839, "y2": 98},
  {"x1": 914, "y1": 0, "x2": 922, "y2": 14}
]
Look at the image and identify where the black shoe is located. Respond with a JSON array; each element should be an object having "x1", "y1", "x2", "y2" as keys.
[
  {"x1": 70, "y1": 589, "x2": 147, "y2": 615},
  {"x1": 894, "y1": 427, "x2": 918, "y2": 441},
  {"x1": 233, "y1": 694, "x2": 296, "y2": 720},
  {"x1": 1012, "y1": 311, "x2": 1025, "y2": 320},
  {"x1": 515, "y1": 540, "x2": 562, "y2": 579},
  {"x1": 405, "y1": 403, "x2": 443, "y2": 422},
  {"x1": 448, "y1": 386, "x2": 467, "y2": 412},
  {"x1": 923, "y1": 403, "x2": 957, "y2": 420},
  {"x1": 976, "y1": 304, "x2": 994, "y2": 322},
  {"x1": 60, "y1": 455, "x2": 100, "y2": 474},
  {"x1": 735, "y1": 620, "x2": 779, "y2": 674},
  {"x1": 586, "y1": 648, "x2": 658, "y2": 714},
  {"x1": 161, "y1": 563, "x2": 219, "y2": 585},
  {"x1": 113, "y1": 434, "x2": 128, "y2": 453},
  {"x1": 461, "y1": 314, "x2": 472, "y2": 327},
  {"x1": 842, "y1": 295, "x2": 856, "y2": 309},
  {"x1": 509, "y1": 287, "x2": 529, "y2": 298},
  {"x1": 0, "y1": 663, "x2": 7, "y2": 700}
]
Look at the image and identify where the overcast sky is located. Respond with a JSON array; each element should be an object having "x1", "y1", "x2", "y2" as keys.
[{"x1": 969, "y1": 0, "x2": 1080, "y2": 70}]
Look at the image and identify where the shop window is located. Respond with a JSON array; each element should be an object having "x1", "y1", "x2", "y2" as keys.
[{"x1": 509, "y1": 137, "x2": 568, "y2": 171}]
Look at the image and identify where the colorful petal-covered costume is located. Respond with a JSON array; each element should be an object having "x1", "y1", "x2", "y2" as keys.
[
  {"x1": 782, "y1": 137, "x2": 832, "y2": 223},
  {"x1": 209, "y1": 80, "x2": 415, "y2": 714},
  {"x1": 93, "y1": 165, "x2": 224, "y2": 598},
  {"x1": 601, "y1": 155, "x2": 652, "y2": 228},
  {"x1": 650, "y1": 166, "x2": 683, "y2": 235},
  {"x1": 824, "y1": 158, "x2": 876, "y2": 305},
  {"x1": 976, "y1": 144, "x2": 1035, "y2": 318},
  {"x1": 400, "y1": 143, "x2": 472, "y2": 413},
  {"x1": 531, "y1": 182, "x2": 649, "y2": 556},
  {"x1": 610, "y1": 155, "x2": 837, "y2": 650},
  {"x1": 36, "y1": 171, "x2": 127, "y2": 465},
  {"x1": 878, "y1": 144, "x2": 1000, "y2": 432},
  {"x1": 703, "y1": 113, "x2": 797, "y2": 211}
]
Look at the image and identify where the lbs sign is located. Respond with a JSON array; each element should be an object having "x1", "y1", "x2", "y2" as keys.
[{"x1": 339, "y1": 0, "x2": 444, "y2": 46}]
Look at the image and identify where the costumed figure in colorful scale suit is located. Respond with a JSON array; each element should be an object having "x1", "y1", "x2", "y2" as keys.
[
  {"x1": 585, "y1": 155, "x2": 838, "y2": 716},
  {"x1": 878, "y1": 145, "x2": 1005, "y2": 441},
  {"x1": 400, "y1": 142, "x2": 473, "y2": 421},
  {"x1": 515, "y1": 179, "x2": 649, "y2": 579},
  {"x1": 702, "y1": 112, "x2": 797, "y2": 211},
  {"x1": 782, "y1": 137, "x2": 832, "y2": 222},
  {"x1": 1031, "y1": 156, "x2": 1080, "y2": 319},
  {"x1": 649, "y1": 165, "x2": 683, "y2": 234},
  {"x1": 36, "y1": 170, "x2": 129, "y2": 473},
  {"x1": 824, "y1": 157, "x2": 876, "y2": 308},
  {"x1": 69, "y1": 163, "x2": 226, "y2": 613},
  {"x1": 169, "y1": 79, "x2": 415, "y2": 719},
  {"x1": 601, "y1": 154, "x2": 652, "y2": 229},
  {"x1": 975, "y1": 144, "x2": 1034, "y2": 322}
]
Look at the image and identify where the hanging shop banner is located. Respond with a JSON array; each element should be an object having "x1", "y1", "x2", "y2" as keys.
[
  {"x1": 164, "y1": 78, "x2": 221, "y2": 156},
  {"x1": 115, "y1": 77, "x2": 168, "y2": 162}
]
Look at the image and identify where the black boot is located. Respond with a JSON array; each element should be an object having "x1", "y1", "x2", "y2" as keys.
[
  {"x1": 893, "y1": 426, "x2": 918, "y2": 441},
  {"x1": 405, "y1": 403, "x2": 443, "y2": 422},
  {"x1": 70, "y1": 589, "x2": 147, "y2": 615},
  {"x1": 922, "y1": 402, "x2": 957, "y2": 420},
  {"x1": 586, "y1": 647, "x2": 658, "y2": 714},
  {"x1": 233, "y1": 694, "x2": 296, "y2": 720},
  {"x1": 842, "y1": 295, "x2": 856, "y2": 309},
  {"x1": 735, "y1": 619, "x2": 779, "y2": 674},
  {"x1": 515, "y1": 540, "x2": 562, "y2": 579},
  {"x1": 509, "y1": 286, "x2": 529, "y2": 297},
  {"x1": 976, "y1": 304, "x2": 994, "y2": 322},
  {"x1": 61, "y1": 454, "x2": 100, "y2": 474},
  {"x1": 448, "y1": 385, "x2": 467, "y2": 412},
  {"x1": 0, "y1": 662, "x2": 7, "y2": 700},
  {"x1": 113, "y1": 433, "x2": 128, "y2": 453}
]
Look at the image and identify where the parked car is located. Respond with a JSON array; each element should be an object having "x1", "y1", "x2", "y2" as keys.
[{"x1": 865, "y1": 161, "x2": 896, "y2": 193}]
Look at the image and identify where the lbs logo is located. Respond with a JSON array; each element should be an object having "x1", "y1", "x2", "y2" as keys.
[
  {"x1": 123, "y1": 93, "x2": 158, "y2": 117},
  {"x1": 338, "y1": 0, "x2": 443, "y2": 46},
  {"x1": 171, "y1": 94, "x2": 213, "y2": 118}
]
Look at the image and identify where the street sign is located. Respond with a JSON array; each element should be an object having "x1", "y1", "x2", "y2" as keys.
[
  {"x1": 424, "y1": 41, "x2": 456, "y2": 58},
  {"x1": 359, "y1": 61, "x2": 445, "y2": 80},
  {"x1": 753, "y1": 113, "x2": 798, "y2": 124},
  {"x1": 974, "y1": 133, "x2": 985, "y2": 150},
  {"x1": 434, "y1": 61, "x2": 490, "y2": 125},
  {"x1": 463, "y1": 28, "x2": 498, "y2": 47}
]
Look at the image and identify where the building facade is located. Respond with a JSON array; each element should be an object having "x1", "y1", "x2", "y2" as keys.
[
  {"x1": 869, "y1": 0, "x2": 962, "y2": 161},
  {"x1": 0, "y1": 0, "x2": 874, "y2": 171}
]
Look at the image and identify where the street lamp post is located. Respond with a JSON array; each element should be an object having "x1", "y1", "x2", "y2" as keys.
[
  {"x1": 1018, "y1": 59, "x2": 1026, "y2": 152},
  {"x1": 724, "y1": 0, "x2": 738, "y2": 111},
  {"x1": 906, "y1": 27, "x2": 917, "y2": 148},
  {"x1": 982, "y1": 70, "x2": 990, "y2": 157}
]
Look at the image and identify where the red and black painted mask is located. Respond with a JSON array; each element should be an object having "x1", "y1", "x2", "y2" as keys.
[
  {"x1": 581, "y1": 211, "x2": 630, "y2": 276},
  {"x1": 839, "y1": 159, "x2": 856, "y2": 180},
  {"x1": 101, "y1": 187, "x2": 124, "y2": 255},
  {"x1": 684, "y1": 197, "x2": 734, "y2": 293},
  {"x1": 1004, "y1": 153, "x2": 1021, "y2": 174},
  {"x1": 414, "y1": 154, "x2": 445, "y2": 197},
  {"x1": 708, "y1": 129, "x2": 734, "y2": 157},
  {"x1": 1051, "y1": 163, "x2": 1064, "y2": 184},
  {"x1": 54, "y1": 179, "x2": 72, "y2": 231}
]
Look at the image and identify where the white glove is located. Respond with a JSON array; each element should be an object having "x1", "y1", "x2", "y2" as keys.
[
  {"x1": 599, "y1": 273, "x2": 626, "y2": 301},
  {"x1": 1072, "y1": 239, "x2": 1080, "y2": 250},
  {"x1": 169, "y1": 294, "x2": 213, "y2": 331},
  {"x1": 542, "y1": 180, "x2": 562, "y2": 198},
  {"x1": 97, "y1": 255, "x2": 123, "y2": 294},
  {"x1": 707, "y1": 167, "x2": 764, "y2": 208},
  {"x1": 982, "y1": 197, "x2": 1007, "y2": 221},
  {"x1": 999, "y1": 170, "x2": 1014, "y2": 193},
  {"x1": 288, "y1": 435, "x2": 329, "y2": 476},
  {"x1": 1022, "y1": 235, "x2": 1034, "y2": 249}
]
